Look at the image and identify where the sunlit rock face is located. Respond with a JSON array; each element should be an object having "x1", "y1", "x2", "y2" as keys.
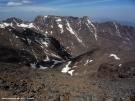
[{"x1": 0, "y1": 15, "x2": 135, "y2": 71}]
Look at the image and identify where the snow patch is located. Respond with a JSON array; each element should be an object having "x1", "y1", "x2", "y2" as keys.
[
  {"x1": 43, "y1": 56, "x2": 50, "y2": 61},
  {"x1": 119, "y1": 64, "x2": 122, "y2": 67},
  {"x1": 45, "y1": 31, "x2": 48, "y2": 34},
  {"x1": 30, "y1": 63, "x2": 36, "y2": 69},
  {"x1": 52, "y1": 60, "x2": 62, "y2": 65},
  {"x1": 27, "y1": 38, "x2": 31, "y2": 44},
  {"x1": 87, "y1": 19, "x2": 98, "y2": 40},
  {"x1": 109, "y1": 54, "x2": 120, "y2": 60},
  {"x1": 42, "y1": 41, "x2": 48, "y2": 47},
  {"x1": 15, "y1": 35, "x2": 19, "y2": 38},
  {"x1": 66, "y1": 20, "x2": 83, "y2": 43},
  {"x1": 73, "y1": 66, "x2": 77, "y2": 68},
  {"x1": 17, "y1": 23, "x2": 35, "y2": 28},
  {"x1": 113, "y1": 22, "x2": 122, "y2": 37},
  {"x1": 50, "y1": 31, "x2": 53, "y2": 34},
  {"x1": 84, "y1": 59, "x2": 93, "y2": 66},
  {"x1": 61, "y1": 61, "x2": 75, "y2": 76},
  {"x1": 0, "y1": 24, "x2": 5, "y2": 28},
  {"x1": 58, "y1": 24, "x2": 64, "y2": 33},
  {"x1": 61, "y1": 61, "x2": 71, "y2": 73},
  {"x1": 0, "y1": 23, "x2": 13, "y2": 28},
  {"x1": 39, "y1": 65, "x2": 48, "y2": 69},
  {"x1": 51, "y1": 53, "x2": 61, "y2": 58},
  {"x1": 56, "y1": 18, "x2": 64, "y2": 33},
  {"x1": 56, "y1": 18, "x2": 62, "y2": 22},
  {"x1": 44, "y1": 16, "x2": 48, "y2": 18},
  {"x1": 28, "y1": 23, "x2": 35, "y2": 28},
  {"x1": 51, "y1": 25, "x2": 53, "y2": 28},
  {"x1": 68, "y1": 70, "x2": 75, "y2": 76}
]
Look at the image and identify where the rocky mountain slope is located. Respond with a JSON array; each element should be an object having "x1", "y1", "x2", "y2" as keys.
[{"x1": 0, "y1": 15, "x2": 135, "y2": 101}]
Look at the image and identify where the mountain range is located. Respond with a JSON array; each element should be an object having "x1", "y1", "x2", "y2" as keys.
[{"x1": 0, "y1": 15, "x2": 135, "y2": 101}]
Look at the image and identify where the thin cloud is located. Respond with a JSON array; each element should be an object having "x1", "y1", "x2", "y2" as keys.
[
  {"x1": 7, "y1": 2, "x2": 22, "y2": 6},
  {"x1": 55, "y1": 0, "x2": 115, "y2": 7},
  {"x1": 6, "y1": 0, "x2": 32, "y2": 6},
  {"x1": 22, "y1": 0, "x2": 32, "y2": 4},
  {"x1": 0, "y1": 5, "x2": 58, "y2": 12}
]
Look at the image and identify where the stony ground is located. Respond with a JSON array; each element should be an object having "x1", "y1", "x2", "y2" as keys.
[{"x1": 0, "y1": 63, "x2": 135, "y2": 101}]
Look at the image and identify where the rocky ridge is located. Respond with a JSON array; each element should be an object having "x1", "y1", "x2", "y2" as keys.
[{"x1": 0, "y1": 15, "x2": 135, "y2": 101}]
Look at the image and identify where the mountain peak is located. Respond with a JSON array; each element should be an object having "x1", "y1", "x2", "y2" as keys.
[{"x1": 4, "y1": 17, "x2": 23, "y2": 24}]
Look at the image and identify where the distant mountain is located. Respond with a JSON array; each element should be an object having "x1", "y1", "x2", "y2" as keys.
[
  {"x1": 119, "y1": 21, "x2": 135, "y2": 27},
  {"x1": 4, "y1": 17, "x2": 23, "y2": 24},
  {"x1": 0, "y1": 15, "x2": 135, "y2": 76},
  {"x1": 0, "y1": 15, "x2": 135, "y2": 101}
]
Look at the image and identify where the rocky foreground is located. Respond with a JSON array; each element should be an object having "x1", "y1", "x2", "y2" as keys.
[{"x1": 0, "y1": 63, "x2": 135, "y2": 101}]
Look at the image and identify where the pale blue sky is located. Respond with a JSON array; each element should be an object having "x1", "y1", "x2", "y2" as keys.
[{"x1": 0, "y1": 0, "x2": 135, "y2": 23}]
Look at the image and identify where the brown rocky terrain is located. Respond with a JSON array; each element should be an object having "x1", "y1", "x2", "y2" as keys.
[
  {"x1": 0, "y1": 63, "x2": 135, "y2": 101},
  {"x1": 0, "y1": 15, "x2": 135, "y2": 101}
]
